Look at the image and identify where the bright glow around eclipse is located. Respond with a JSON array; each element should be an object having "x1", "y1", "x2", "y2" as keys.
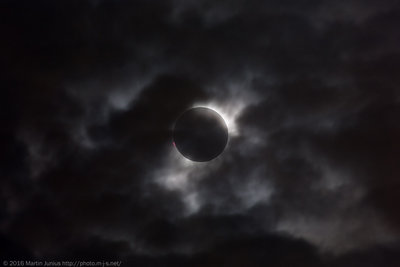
[{"x1": 190, "y1": 101, "x2": 243, "y2": 137}]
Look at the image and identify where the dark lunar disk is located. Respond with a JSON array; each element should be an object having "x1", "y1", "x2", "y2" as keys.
[{"x1": 173, "y1": 107, "x2": 228, "y2": 162}]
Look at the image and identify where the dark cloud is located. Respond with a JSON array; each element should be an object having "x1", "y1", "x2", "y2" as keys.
[{"x1": 1, "y1": 0, "x2": 400, "y2": 265}]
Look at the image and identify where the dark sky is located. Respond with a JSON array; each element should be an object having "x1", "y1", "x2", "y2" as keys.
[{"x1": 1, "y1": 0, "x2": 400, "y2": 266}]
